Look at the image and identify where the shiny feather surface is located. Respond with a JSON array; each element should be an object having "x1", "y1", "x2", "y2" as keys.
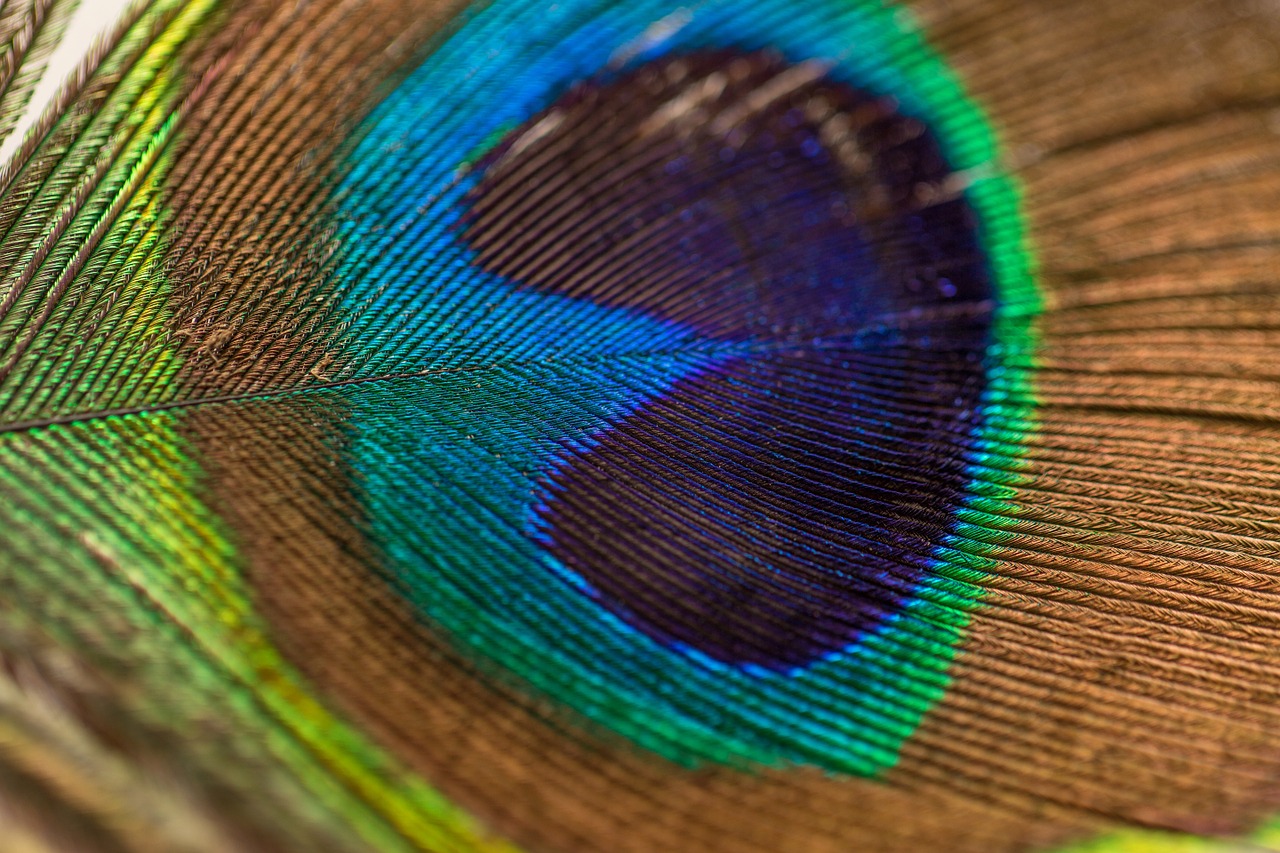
[{"x1": 1, "y1": 0, "x2": 1280, "y2": 850}]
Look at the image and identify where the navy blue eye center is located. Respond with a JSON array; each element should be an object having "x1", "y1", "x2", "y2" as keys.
[{"x1": 461, "y1": 49, "x2": 995, "y2": 672}]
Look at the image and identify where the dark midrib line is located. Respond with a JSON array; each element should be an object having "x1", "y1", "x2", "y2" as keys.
[
  {"x1": 0, "y1": 298, "x2": 998, "y2": 435},
  {"x1": 1043, "y1": 92, "x2": 1280, "y2": 160}
]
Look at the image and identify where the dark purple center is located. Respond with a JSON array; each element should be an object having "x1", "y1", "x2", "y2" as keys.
[{"x1": 461, "y1": 50, "x2": 994, "y2": 671}]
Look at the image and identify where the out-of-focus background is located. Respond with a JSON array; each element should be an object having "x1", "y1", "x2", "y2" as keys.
[{"x1": 0, "y1": 0, "x2": 135, "y2": 161}]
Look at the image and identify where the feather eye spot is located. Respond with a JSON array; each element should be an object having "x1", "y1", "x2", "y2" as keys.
[{"x1": 459, "y1": 50, "x2": 997, "y2": 671}]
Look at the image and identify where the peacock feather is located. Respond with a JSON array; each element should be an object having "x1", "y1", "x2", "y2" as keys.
[{"x1": 1, "y1": 0, "x2": 1280, "y2": 850}]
